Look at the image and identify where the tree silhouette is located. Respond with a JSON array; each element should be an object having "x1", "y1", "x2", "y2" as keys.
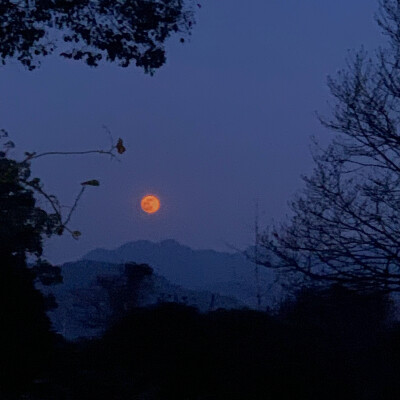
[
  {"x1": 0, "y1": 153, "x2": 62, "y2": 393},
  {"x1": 0, "y1": 0, "x2": 196, "y2": 72},
  {"x1": 0, "y1": 134, "x2": 125, "y2": 395},
  {"x1": 70, "y1": 262, "x2": 155, "y2": 333},
  {"x1": 257, "y1": 0, "x2": 400, "y2": 293}
]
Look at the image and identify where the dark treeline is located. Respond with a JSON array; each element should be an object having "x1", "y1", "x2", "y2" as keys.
[{"x1": 3, "y1": 282, "x2": 400, "y2": 399}]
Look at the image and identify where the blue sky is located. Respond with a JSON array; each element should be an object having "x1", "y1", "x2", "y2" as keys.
[{"x1": 0, "y1": 0, "x2": 383, "y2": 263}]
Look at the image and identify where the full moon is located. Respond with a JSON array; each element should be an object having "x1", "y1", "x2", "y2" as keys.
[{"x1": 141, "y1": 195, "x2": 161, "y2": 214}]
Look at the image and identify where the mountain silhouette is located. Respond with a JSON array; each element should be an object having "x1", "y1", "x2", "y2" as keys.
[
  {"x1": 41, "y1": 240, "x2": 284, "y2": 340},
  {"x1": 83, "y1": 239, "x2": 283, "y2": 308},
  {"x1": 45, "y1": 260, "x2": 243, "y2": 340}
]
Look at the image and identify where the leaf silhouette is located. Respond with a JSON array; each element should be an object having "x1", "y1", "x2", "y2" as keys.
[
  {"x1": 72, "y1": 230, "x2": 82, "y2": 239},
  {"x1": 81, "y1": 179, "x2": 100, "y2": 186},
  {"x1": 116, "y1": 138, "x2": 126, "y2": 154}
]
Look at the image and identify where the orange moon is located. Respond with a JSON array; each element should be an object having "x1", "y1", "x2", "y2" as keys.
[{"x1": 141, "y1": 195, "x2": 161, "y2": 214}]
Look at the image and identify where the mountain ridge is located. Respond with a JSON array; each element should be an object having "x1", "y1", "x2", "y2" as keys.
[{"x1": 81, "y1": 239, "x2": 282, "y2": 307}]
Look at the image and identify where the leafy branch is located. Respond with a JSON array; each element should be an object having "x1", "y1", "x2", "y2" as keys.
[{"x1": 1, "y1": 129, "x2": 126, "y2": 240}]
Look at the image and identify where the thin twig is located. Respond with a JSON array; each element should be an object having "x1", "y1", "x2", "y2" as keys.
[
  {"x1": 63, "y1": 186, "x2": 86, "y2": 227},
  {"x1": 24, "y1": 148, "x2": 116, "y2": 162}
]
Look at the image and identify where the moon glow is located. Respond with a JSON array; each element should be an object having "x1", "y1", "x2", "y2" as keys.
[{"x1": 141, "y1": 195, "x2": 161, "y2": 214}]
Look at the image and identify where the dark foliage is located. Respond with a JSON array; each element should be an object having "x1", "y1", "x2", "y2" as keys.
[
  {"x1": 0, "y1": 263, "x2": 59, "y2": 393},
  {"x1": 0, "y1": 129, "x2": 124, "y2": 396},
  {"x1": 0, "y1": 157, "x2": 59, "y2": 260},
  {"x1": 0, "y1": 155, "x2": 62, "y2": 395},
  {"x1": 72, "y1": 262, "x2": 156, "y2": 331},
  {"x1": 0, "y1": 0, "x2": 195, "y2": 72},
  {"x1": 39, "y1": 286, "x2": 399, "y2": 400}
]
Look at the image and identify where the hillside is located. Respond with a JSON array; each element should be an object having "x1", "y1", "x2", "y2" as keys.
[
  {"x1": 83, "y1": 239, "x2": 283, "y2": 309},
  {"x1": 42, "y1": 240, "x2": 285, "y2": 340},
  {"x1": 45, "y1": 260, "x2": 245, "y2": 340}
]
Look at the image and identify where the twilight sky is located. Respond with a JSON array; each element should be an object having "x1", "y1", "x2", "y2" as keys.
[{"x1": 0, "y1": 0, "x2": 383, "y2": 264}]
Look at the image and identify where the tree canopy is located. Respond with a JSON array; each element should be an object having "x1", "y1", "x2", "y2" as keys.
[
  {"x1": 257, "y1": 0, "x2": 400, "y2": 293},
  {"x1": 0, "y1": 151, "x2": 61, "y2": 391},
  {"x1": 0, "y1": 0, "x2": 195, "y2": 72},
  {"x1": 0, "y1": 133, "x2": 126, "y2": 393}
]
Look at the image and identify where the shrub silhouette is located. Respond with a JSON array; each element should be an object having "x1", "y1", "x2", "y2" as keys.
[{"x1": 54, "y1": 290, "x2": 396, "y2": 400}]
